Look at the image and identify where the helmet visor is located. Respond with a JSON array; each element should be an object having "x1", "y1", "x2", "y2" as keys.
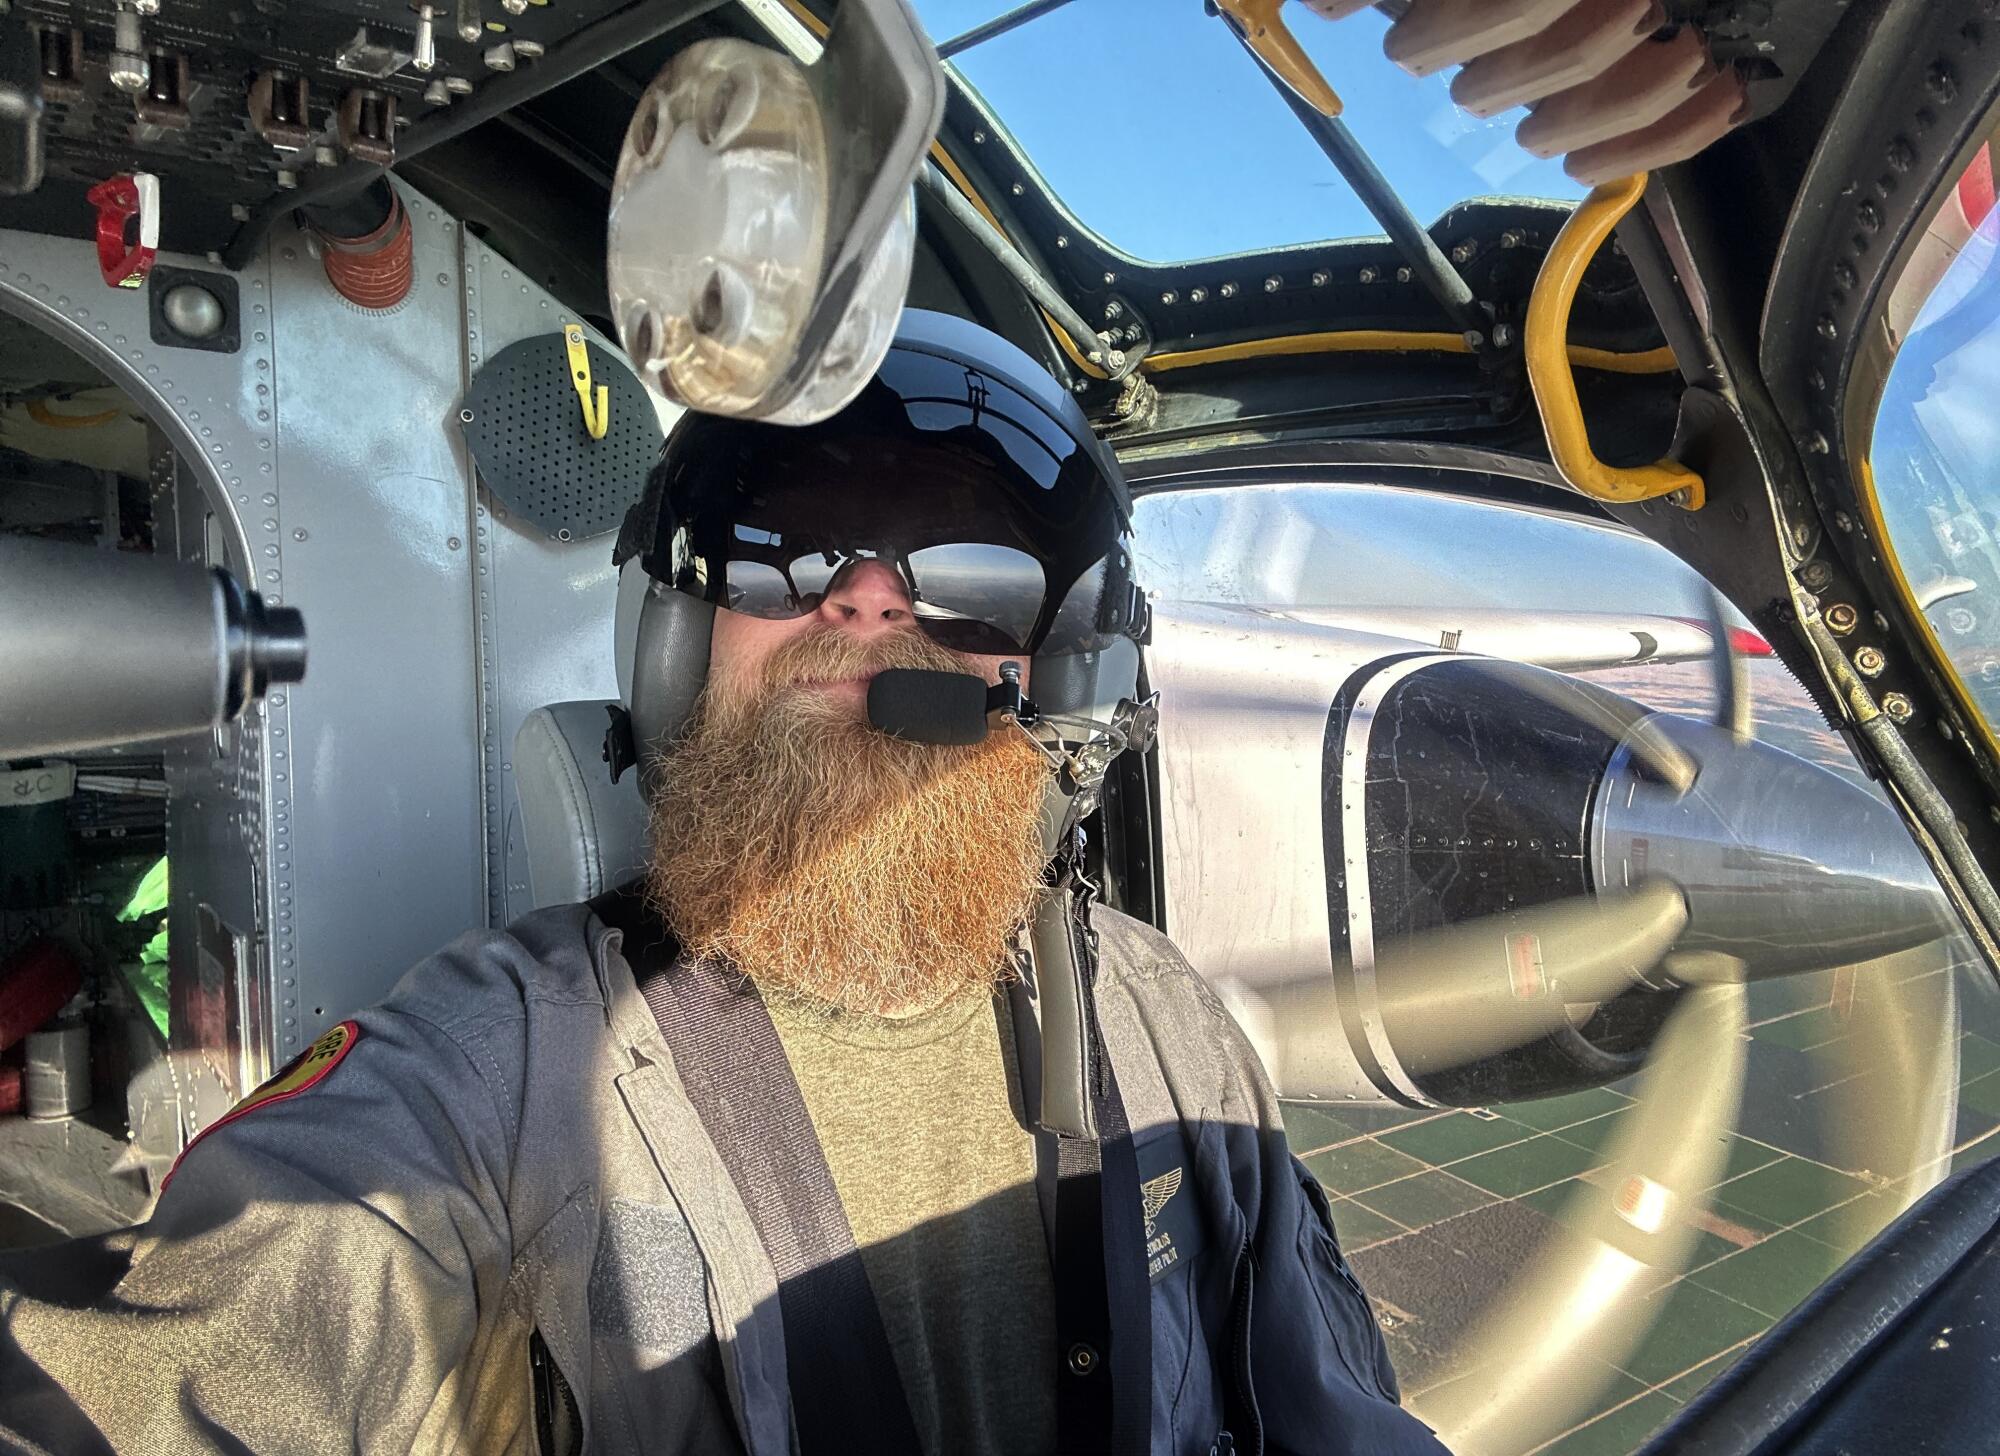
[{"x1": 645, "y1": 349, "x2": 1138, "y2": 656}]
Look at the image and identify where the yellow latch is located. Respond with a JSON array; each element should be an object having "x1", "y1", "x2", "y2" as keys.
[
  {"x1": 564, "y1": 322, "x2": 609, "y2": 441},
  {"x1": 1525, "y1": 173, "x2": 1703, "y2": 510},
  {"x1": 1215, "y1": 0, "x2": 1343, "y2": 117}
]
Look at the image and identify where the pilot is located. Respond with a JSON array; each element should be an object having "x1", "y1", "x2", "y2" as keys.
[{"x1": 0, "y1": 313, "x2": 1447, "y2": 1456}]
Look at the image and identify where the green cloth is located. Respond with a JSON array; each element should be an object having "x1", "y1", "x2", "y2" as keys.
[
  {"x1": 117, "y1": 857, "x2": 170, "y2": 1038},
  {"x1": 766, "y1": 989, "x2": 1057, "y2": 1456},
  {"x1": 124, "y1": 956, "x2": 168, "y2": 1040},
  {"x1": 116, "y1": 856, "x2": 168, "y2": 923}
]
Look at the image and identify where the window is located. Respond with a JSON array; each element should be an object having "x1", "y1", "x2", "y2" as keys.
[
  {"x1": 1866, "y1": 137, "x2": 2000, "y2": 739},
  {"x1": 1133, "y1": 477, "x2": 1981, "y2": 1455},
  {"x1": 910, "y1": 1, "x2": 1585, "y2": 262}
]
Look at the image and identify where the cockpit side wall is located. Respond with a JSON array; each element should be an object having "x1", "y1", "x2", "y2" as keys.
[{"x1": 0, "y1": 181, "x2": 645, "y2": 1155}]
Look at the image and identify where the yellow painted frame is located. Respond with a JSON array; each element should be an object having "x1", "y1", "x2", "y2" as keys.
[{"x1": 1525, "y1": 172, "x2": 1703, "y2": 508}]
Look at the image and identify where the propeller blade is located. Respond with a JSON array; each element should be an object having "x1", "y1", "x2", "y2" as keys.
[
  {"x1": 1498, "y1": 663, "x2": 1699, "y2": 794},
  {"x1": 1377, "y1": 879, "x2": 1689, "y2": 1076},
  {"x1": 1213, "y1": 882, "x2": 1688, "y2": 1096},
  {"x1": 1702, "y1": 585, "x2": 1752, "y2": 742},
  {"x1": 1415, "y1": 984, "x2": 1748, "y2": 1455},
  {"x1": 1812, "y1": 941, "x2": 1961, "y2": 1251}
]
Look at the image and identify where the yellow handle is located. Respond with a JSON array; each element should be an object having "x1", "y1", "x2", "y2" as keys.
[
  {"x1": 1215, "y1": 0, "x2": 1343, "y2": 117},
  {"x1": 563, "y1": 322, "x2": 610, "y2": 441},
  {"x1": 1525, "y1": 173, "x2": 1702, "y2": 510}
]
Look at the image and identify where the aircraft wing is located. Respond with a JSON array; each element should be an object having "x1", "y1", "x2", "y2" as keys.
[{"x1": 1165, "y1": 602, "x2": 1772, "y2": 674}]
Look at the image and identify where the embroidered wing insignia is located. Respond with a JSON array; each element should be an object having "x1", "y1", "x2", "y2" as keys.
[{"x1": 1141, "y1": 1167, "x2": 1183, "y2": 1237}]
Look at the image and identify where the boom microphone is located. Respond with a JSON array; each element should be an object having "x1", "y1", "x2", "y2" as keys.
[{"x1": 867, "y1": 668, "x2": 992, "y2": 745}]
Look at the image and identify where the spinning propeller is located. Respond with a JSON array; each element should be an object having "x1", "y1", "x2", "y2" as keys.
[{"x1": 1214, "y1": 592, "x2": 1959, "y2": 1454}]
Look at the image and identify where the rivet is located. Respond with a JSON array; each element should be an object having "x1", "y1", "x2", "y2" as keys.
[
  {"x1": 1263, "y1": 275, "x2": 1281, "y2": 293},
  {"x1": 293, "y1": 528, "x2": 308, "y2": 542},
  {"x1": 1816, "y1": 315, "x2": 1837, "y2": 340},
  {"x1": 1807, "y1": 431, "x2": 1830, "y2": 454},
  {"x1": 1189, "y1": 287, "x2": 1207, "y2": 303},
  {"x1": 1451, "y1": 240, "x2": 1476, "y2": 264},
  {"x1": 1358, "y1": 266, "x2": 1378, "y2": 284},
  {"x1": 1219, "y1": 282, "x2": 1237, "y2": 298},
  {"x1": 1102, "y1": 271, "x2": 1116, "y2": 285},
  {"x1": 1066, "y1": 1343, "x2": 1098, "y2": 1376},
  {"x1": 1396, "y1": 266, "x2": 1413, "y2": 283},
  {"x1": 972, "y1": 129, "x2": 987, "y2": 144},
  {"x1": 1010, "y1": 182, "x2": 1024, "y2": 196},
  {"x1": 1055, "y1": 235, "x2": 1069, "y2": 248},
  {"x1": 1160, "y1": 290, "x2": 1178, "y2": 304},
  {"x1": 1311, "y1": 270, "x2": 1330, "y2": 287}
]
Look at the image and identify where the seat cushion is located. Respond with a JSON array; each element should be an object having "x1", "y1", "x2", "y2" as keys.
[{"x1": 513, "y1": 702, "x2": 651, "y2": 908}]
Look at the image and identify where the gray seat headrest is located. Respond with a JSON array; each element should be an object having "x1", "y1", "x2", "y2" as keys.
[{"x1": 513, "y1": 701, "x2": 651, "y2": 909}]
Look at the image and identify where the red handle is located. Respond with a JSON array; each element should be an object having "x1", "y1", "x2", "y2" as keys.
[{"x1": 85, "y1": 173, "x2": 159, "y2": 288}]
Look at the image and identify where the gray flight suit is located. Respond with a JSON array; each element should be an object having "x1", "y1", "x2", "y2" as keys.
[{"x1": 0, "y1": 902, "x2": 1448, "y2": 1456}]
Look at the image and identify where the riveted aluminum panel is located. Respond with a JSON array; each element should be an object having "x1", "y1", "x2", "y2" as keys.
[
  {"x1": 462, "y1": 239, "x2": 681, "y2": 926},
  {"x1": 260, "y1": 185, "x2": 486, "y2": 1056}
]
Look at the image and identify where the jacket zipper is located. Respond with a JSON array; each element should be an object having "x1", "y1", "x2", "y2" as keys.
[
  {"x1": 529, "y1": 1328, "x2": 582, "y2": 1456},
  {"x1": 1229, "y1": 1234, "x2": 1263, "y2": 1456}
]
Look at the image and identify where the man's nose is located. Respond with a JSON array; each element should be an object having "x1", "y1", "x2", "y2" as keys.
[{"x1": 817, "y1": 559, "x2": 915, "y2": 637}]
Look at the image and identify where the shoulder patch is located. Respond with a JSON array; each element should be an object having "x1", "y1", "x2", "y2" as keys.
[{"x1": 160, "y1": 1021, "x2": 361, "y2": 1192}]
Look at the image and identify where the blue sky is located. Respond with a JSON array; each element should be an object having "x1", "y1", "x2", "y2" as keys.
[{"x1": 909, "y1": 0, "x2": 1588, "y2": 263}]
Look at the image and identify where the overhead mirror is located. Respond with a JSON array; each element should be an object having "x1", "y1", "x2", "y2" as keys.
[{"x1": 606, "y1": 0, "x2": 944, "y2": 425}]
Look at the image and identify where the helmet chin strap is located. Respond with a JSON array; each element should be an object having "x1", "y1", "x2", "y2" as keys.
[{"x1": 1011, "y1": 679, "x2": 1160, "y2": 1142}]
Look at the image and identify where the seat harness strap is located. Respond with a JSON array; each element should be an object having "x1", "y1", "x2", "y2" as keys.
[{"x1": 591, "y1": 883, "x2": 926, "y2": 1456}]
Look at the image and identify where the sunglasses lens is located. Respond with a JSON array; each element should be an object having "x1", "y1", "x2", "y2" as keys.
[
  {"x1": 719, "y1": 560, "x2": 812, "y2": 619},
  {"x1": 905, "y1": 543, "x2": 1042, "y2": 657}
]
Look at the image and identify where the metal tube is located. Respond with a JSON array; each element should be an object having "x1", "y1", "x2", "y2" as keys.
[
  {"x1": 220, "y1": 0, "x2": 729, "y2": 269},
  {"x1": 937, "y1": 0, "x2": 1080, "y2": 59},
  {"x1": 916, "y1": 163, "x2": 1137, "y2": 380},
  {"x1": 0, "y1": 536, "x2": 305, "y2": 759},
  {"x1": 1229, "y1": 25, "x2": 1488, "y2": 341}
]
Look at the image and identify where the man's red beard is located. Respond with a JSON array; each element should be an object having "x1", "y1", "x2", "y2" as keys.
[{"x1": 644, "y1": 627, "x2": 1051, "y2": 1015}]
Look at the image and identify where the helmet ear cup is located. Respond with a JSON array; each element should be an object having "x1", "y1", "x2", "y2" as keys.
[
  {"x1": 629, "y1": 580, "x2": 713, "y2": 785},
  {"x1": 1030, "y1": 639, "x2": 1141, "y2": 722}
]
